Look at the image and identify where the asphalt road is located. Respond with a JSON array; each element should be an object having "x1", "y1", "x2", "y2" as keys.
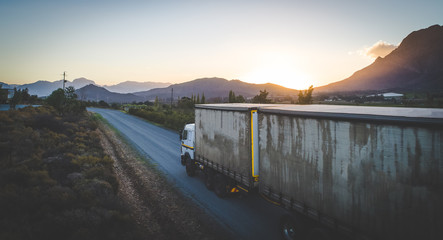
[{"x1": 88, "y1": 108, "x2": 286, "y2": 240}]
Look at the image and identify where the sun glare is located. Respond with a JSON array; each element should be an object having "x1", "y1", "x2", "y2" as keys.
[{"x1": 241, "y1": 53, "x2": 312, "y2": 90}]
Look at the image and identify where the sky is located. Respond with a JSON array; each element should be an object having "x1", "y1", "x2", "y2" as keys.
[{"x1": 1, "y1": 0, "x2": 442, "y2": 90}]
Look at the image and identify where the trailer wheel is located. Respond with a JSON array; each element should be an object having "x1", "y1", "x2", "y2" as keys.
[
  {"x1": 204, "y1": 169, "x2": 215, "y2": 190},
  {"x1": 214, "y1": 174, "x2": 229, "y2": 198},
  {"x1": 185, "y1": 158, "x2": 196, "y2": 177},
  {"x1": 280, "y1": 215, "x2": 305, "y2": 240}
]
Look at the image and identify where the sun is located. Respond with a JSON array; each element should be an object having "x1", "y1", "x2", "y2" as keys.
[{"x1": 240, "y1": 53, "x2": 312, "y2": 90}]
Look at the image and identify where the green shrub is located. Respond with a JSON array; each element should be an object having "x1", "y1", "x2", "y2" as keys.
[{"x1": 128, "y1": 106, "x2": 194, "y2": 131}]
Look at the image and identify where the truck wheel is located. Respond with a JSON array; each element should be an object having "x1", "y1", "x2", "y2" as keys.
[
  {"x1": 280, "y1": 215, "x2": 305, "y2": 240},
  {"x1": 185, "y1": 158, "x2": 196, "y2": 177},
  {"x1": 180, "y1": 155, "x2": 186, "y2": 166},
  {"x1": 214, "y1": 174, "x2": 229, "y2": 198},
  {"x1": 204, "y1": 169, "x2": 215, "y2": 190}
]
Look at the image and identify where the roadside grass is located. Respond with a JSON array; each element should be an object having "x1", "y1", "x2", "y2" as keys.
[{"x1": 0, "y1": 107, "x2": 141, "y2": 240}]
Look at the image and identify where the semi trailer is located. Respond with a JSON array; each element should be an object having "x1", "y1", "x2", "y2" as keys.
[{"x1": 180, "y1": 104, "x2": 443, "y2": 240}]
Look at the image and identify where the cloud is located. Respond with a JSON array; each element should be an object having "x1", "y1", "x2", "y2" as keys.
[{"x1": 365, "y1": 40, "x2": 398, "y2": 58}]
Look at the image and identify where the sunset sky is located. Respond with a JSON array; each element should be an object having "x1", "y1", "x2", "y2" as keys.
[{"x1": 1, "y1": 0, "x2": 442, "y2": 90}]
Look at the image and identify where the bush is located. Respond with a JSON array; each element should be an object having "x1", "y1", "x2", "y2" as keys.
[
  {"x1": 128, "y1": 107, "x2": 194, "y2": 131},
  {"x1": 0, "y1": 106, "x2": 141, "y2": 240},
  {"x1": 45, "y1": 87, "x2": 86, "y2": 115}
]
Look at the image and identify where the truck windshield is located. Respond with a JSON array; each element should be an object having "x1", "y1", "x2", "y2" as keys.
[{"x1": 182, "y1": 130, "x2": 188, "y2": 140}]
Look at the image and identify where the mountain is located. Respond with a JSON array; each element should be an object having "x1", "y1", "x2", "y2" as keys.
[
  {"x1": 70, "y1": 77, "x2": 95, "y2": 89},
  {"x1": 19, "y1": 80, "x2": 65, "y2": 97},
  {"x1": 76, "y1": 84, "x2": 144, "y2": 103},
  {"x1": 103, "y1": 81, "x2": 171, "y2": 94},
  {"x1": 1, "y1": 78, "x2": 97, "y2": 97},
  {"x1": 133, "y1": 77, "x2": 297, "y2": 101},
  {"x1": 0, "y1": 82, "x2": 18, "y2": 89},
  {"x1": 317, "y1": 25, "x2": 443, "y2": 93},
  {"x1": 2, "y1": 78, "x2": 171, "y2": 96}
]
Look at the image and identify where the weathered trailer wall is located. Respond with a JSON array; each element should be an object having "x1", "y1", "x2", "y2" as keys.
[
  {"x1": 258, "y1": 113, "x2": 443, "y2": 239},
  {"x1": 195, "y1": 108, "x2": 252, "y2": 178}
]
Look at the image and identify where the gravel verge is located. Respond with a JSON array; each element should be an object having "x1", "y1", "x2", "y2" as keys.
[{"x1": 96, "y1": 120, "x2": 230, "y2": 240}]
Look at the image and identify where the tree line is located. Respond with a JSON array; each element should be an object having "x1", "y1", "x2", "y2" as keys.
[{"x1": 229, "y1": 86, "x2": 314, "y2": 104}]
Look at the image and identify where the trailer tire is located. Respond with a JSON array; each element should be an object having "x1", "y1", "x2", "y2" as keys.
[
  {"x1": 214, "y1": 174, "x2": 229, "y2": 198},
  {"x1": 204, "y1": 169, "x2": 215, "y2": 190},
  {"x1": 280, "y1": 214, "x2": 305, "y2": 240},
  {"x1": 180, "y1": 155, "x2": 186, "y2": 166},
  {"x1": 185, "y1": 158, "x2": 196, "y2": 177}
]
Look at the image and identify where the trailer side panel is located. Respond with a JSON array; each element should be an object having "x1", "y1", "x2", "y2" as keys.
[
  {"x1": 258, "y1": 113, "x2": 443, "y2": 239},
  {"x1": 195, "y1": 108, "x2": 253, "y2": 186}
]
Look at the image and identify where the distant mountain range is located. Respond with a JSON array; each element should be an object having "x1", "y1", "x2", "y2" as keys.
[
  {"x1": 317, "y1": 24, "x2": 443, "y2": 93},
  {"x1": 76, "y1": 84, "x2": 144, "y2": 103},
  {"x1": 0, "y1": 78, "x2": 171, "y2": 97},
  {"x1": 2, "y1": 25, "x2": 442, "y2": 102},
  {"x1": 0, "y1": 78, "x2": 95, "y2": 97},
  {"x1": 103, "y1": 81, "x2": 170, "y2": 94},
  {"x1": 75, "y1": 78, "x2": 297, "y2": 103},
  {"x1": 133, "y1": 77, "x2": 297, "y2": 101}
]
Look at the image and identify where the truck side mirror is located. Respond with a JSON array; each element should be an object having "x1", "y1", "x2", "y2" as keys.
[{"x1": 179, "y1": 132, "x2": 182, "y2": 140}]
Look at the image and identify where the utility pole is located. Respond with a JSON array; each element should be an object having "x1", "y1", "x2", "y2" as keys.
[
  {"x1": 62, "y1": 71, "x2": 67, "y2": 91},
  {"x1": 170, "y1": 88, "x2": 173, "y2": 110}
]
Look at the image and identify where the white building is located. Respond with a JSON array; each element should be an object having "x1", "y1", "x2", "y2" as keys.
[{"x1": 382, "y1": 92, "x2": 403, "y2": 99}]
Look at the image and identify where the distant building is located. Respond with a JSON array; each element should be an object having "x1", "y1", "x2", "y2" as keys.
[
  {"x1": 367, "y1": 92, "x2": 403, "y2": 100},
  {"x1": 0, "y1": 87, "x2": 14, "y2": 103},
  {"x1": 382, "y1": 92, "x2": 403, "y2": 99},
  {"x1": 0, "y1": 89, "x2": 8, "y2": 103}
]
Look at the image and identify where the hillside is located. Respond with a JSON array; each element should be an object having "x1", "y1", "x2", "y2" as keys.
[
  {"x1": 0, "y1": 78, "x2": 95, "y2": 97},
  {"x1": 76, "y1": 84, "x2": 144, "y2": 103},
  {"x1": 103, "y1": 81, "x2": 171, "y2": 93},
  {"x1": 2, "y1": 78, "x2": 170, "y2": 97},
  {"x1": 134, "y1": 77, "x2": 298, "y2": 101},
  {"x1": 317, "y1": 25, "x2": 443, "y2": 93}
]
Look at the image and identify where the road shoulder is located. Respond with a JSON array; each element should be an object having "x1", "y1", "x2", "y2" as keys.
[{"x1": 97, "y1": 118, "x2": 230, "y2": 240}]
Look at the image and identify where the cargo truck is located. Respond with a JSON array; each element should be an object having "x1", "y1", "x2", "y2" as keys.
[{"x1": 180, "y1": 104, "x2": 443, "y2": 240}]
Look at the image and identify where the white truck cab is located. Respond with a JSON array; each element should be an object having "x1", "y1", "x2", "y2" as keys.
[{"x1": 180, "y1": 123, "x2": 195, "y2": 166}]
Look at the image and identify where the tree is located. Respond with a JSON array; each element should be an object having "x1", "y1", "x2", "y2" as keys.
[
  {"x1": 229, "y1": 90, "x2": 236, "y2": 103},
  {"x1": 9, "y1": 88, "x2": 33, "y2": 108},
  {"x1": 0, "y1": 84, "x2": 8, "y2": 104},
  {"x1": 154, "y1": 96, "x2": 160, "y2": 109},
  {"x1": 46, "y1": 87, "x2": 85, "y2": 114},
  {"x1": 178, "y1": 97, "x2": 194, "y2": 109},
  {"x1": 46, "y1": 88, "x2": 65, "y2": 113},
  {"x1": 298, "y1": 85, "x2": 314, "y2": 104},
  {"x1": 252, "y1": 90, "x2": 271, "y2": 103},
  {"x1": 98, "y1": 100, "x2": 109, "y2": 108},
  {"x1": 0, "y1": 90, "x2": 7, "y2": 104},
  {"x1": 65, "y1": 86, "x2": 77, "y2": 100},
  {"x1": 229, "y1": 90, "x2": 246, "y2": 103},
  {"x1": 111, "y1": 103, "x2": 120, "y2": 109},
  {"x1": 235, "y1": 95, "x2": 245, "y2": 103},
  {"x1": 201, "y1": 93, "x2": 206, "y2": 104},
  {"x1": 10, "y1": 88, "x2": 21, "y2": 108}
]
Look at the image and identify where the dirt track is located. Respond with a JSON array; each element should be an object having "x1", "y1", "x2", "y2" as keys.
[{"x1": 97, "y1": 121, "x2": 229, "y2": 240}]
